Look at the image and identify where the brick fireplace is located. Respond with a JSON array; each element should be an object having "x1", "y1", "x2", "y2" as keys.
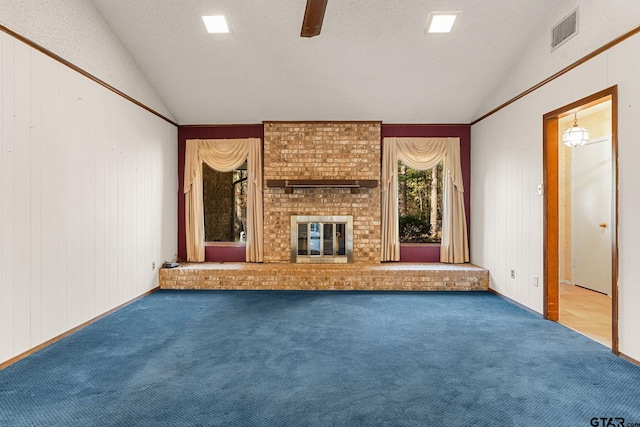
[
  {"x1": 166, "y1": 122, "x2": 489, "y2": 291},
  {"x1": 263, "y1": 122, "x2": 381, "y2": 264}
]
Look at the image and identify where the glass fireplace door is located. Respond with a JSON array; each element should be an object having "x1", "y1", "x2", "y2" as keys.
[{"x1": 291, "y1": 216, "x2": 353, "y2": 263}]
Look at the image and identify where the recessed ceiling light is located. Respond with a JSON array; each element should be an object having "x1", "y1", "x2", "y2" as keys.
[
  {"x1": 202, "y1": 15, "x2": 230, "y2": 34},
  {"x1": 426, "y1": 12, "x2": 459, "y2": 33}
]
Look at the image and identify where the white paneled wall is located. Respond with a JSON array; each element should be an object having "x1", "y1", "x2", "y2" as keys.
[
  {"x1": 471, "y1": 100, "x2": 543, "y2": 312},
  {"x1": 0, "y1": 33, "x2": 177, "y2": 364},
  {"x1": 471, "y1": 33, "x2": 640, "y2": 361},
  {"x1": 475, "y1": 1, "x2": 640, "y2": 121},
  {"x1": 0, "y1": 0, "x2": 174, "y2": 120}
]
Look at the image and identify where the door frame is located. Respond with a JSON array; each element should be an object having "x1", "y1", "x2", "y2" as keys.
[{"x1": 542, "y1": 86, "x2": 619, "y2": 354}]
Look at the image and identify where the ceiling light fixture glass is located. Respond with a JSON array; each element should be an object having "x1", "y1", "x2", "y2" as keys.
[
  {"x1": 202, "y1": 15, "x2": 230, "y2": 33},
  {"x1": 562, "y1": 112, "x2": 589, "y2": 148},
  {"x1": 426, "y1": 13, "x2": 459, "y2": 33}
]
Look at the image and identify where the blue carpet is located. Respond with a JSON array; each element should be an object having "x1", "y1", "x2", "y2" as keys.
[{"x1": 1, "y1": 291, "x2": 639, "y2": 426}]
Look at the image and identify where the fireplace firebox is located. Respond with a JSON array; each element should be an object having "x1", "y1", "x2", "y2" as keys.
[{"x1": 291, "y1": 215, "x2": 353, "y2": 263}]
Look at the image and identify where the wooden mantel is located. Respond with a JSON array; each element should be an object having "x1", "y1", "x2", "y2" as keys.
[{"x1": 266, "y1": 179, "x2": 378, "y2": 194}]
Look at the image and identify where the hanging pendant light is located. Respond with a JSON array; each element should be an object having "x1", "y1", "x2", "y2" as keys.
[{"x1": 562, "y1": 112, "x2": 589, "y2": 148}]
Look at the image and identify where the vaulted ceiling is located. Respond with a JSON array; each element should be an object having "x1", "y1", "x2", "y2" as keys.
[{"x1": 89, "y1": 0, "x2": 561, "y2": 125}]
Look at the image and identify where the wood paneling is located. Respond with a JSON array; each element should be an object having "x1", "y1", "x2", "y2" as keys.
[
  {"x1": 0, "y1": 33, "x2": 177, "y2": 364},
  {"x1": 470, "y1": 112, "x2": 541, "y2": 308},
  {"x1": 471, "y1": 25, "x2": 640, "y2": 125},
  {"x1": 471, "y1": 31, "x2": 640, "y2": 360},
  {"x1": 0, "y1": 23, "x2": 176, "y2": 126}
]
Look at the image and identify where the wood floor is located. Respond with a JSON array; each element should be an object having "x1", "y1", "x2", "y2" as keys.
[{"x1": 559, "y1": 282, "x2": 611, "y2": 347}]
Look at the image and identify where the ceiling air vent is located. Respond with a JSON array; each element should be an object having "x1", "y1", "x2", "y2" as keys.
[{"x1": 551, "y1": 8, "x2": 579, "y2": 51}]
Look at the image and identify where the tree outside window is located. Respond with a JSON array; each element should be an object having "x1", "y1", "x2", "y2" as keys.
[{"x1": 398, "y1": 160, "x2": 443, "y2": 243}]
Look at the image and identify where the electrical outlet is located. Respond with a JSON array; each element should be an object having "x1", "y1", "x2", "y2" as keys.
[
  {"x1": 152, "y1": 262, "x2": 156, "y2": 270},
  {"x1": 533, "y1": 275, "x2": 539, "y2": 287},
  {"x1": 510, "y1": 269, "x2": 516, "y2": 279}
]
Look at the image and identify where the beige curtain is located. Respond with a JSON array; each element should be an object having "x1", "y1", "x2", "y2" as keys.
[
  {"x1": 381, "y1": 137, "x2": 469, "y2": 263},
  {"x1": 381, "y1": 138, "x2": 400, "y2": 261},
  {"x1": 440, "y1": 138, "x2": 469, "y2": 264},
  {"x1": 184, "y1": 138, "x2": 263, "y2": 262}
]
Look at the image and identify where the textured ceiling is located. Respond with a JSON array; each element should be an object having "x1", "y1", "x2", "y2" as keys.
[{"x1": 89, "y1": 0, "x2": 561, "y2": 125}]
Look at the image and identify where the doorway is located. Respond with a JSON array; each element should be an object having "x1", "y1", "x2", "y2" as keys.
[{"x1": 543, "y1": 86, "x2": 618, "y2": 353}]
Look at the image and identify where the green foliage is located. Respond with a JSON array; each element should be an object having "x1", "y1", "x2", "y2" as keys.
[
  {"x1": 399, "y1": 214, "x2": 432, "y2": 243},
  {"x1": 397, "y1": 160, "x2": 443, "y2": 242}
]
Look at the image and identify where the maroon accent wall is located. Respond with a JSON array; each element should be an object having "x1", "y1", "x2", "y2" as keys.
[
  {"x1": 177, "y1": 125, "x2": 264, "y2": 262},
  {"x1": 381, "y1": 124, "x2": 471, "y2": 263},
  {"x1": 204, "y1": 245, "x2": 246, "y2": 262},
  {"x1": 399, "y1": 245, "x2": 441, "y2": 262},
  {"x1": 177, "y1": 123, "x2": 471, "y2": 264}
]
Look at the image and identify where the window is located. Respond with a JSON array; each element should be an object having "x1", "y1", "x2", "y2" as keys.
[
  {"x1": 397, "y1": 160, "x2": 443, "y2": 243},
  {"x1": 202, "y1": 162, "x2": 247, "y2": 242}
]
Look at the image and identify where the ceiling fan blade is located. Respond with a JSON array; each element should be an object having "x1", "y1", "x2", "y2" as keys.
[{"x1": 300, "y1": 0, "x2": 328, "y2": 38}]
